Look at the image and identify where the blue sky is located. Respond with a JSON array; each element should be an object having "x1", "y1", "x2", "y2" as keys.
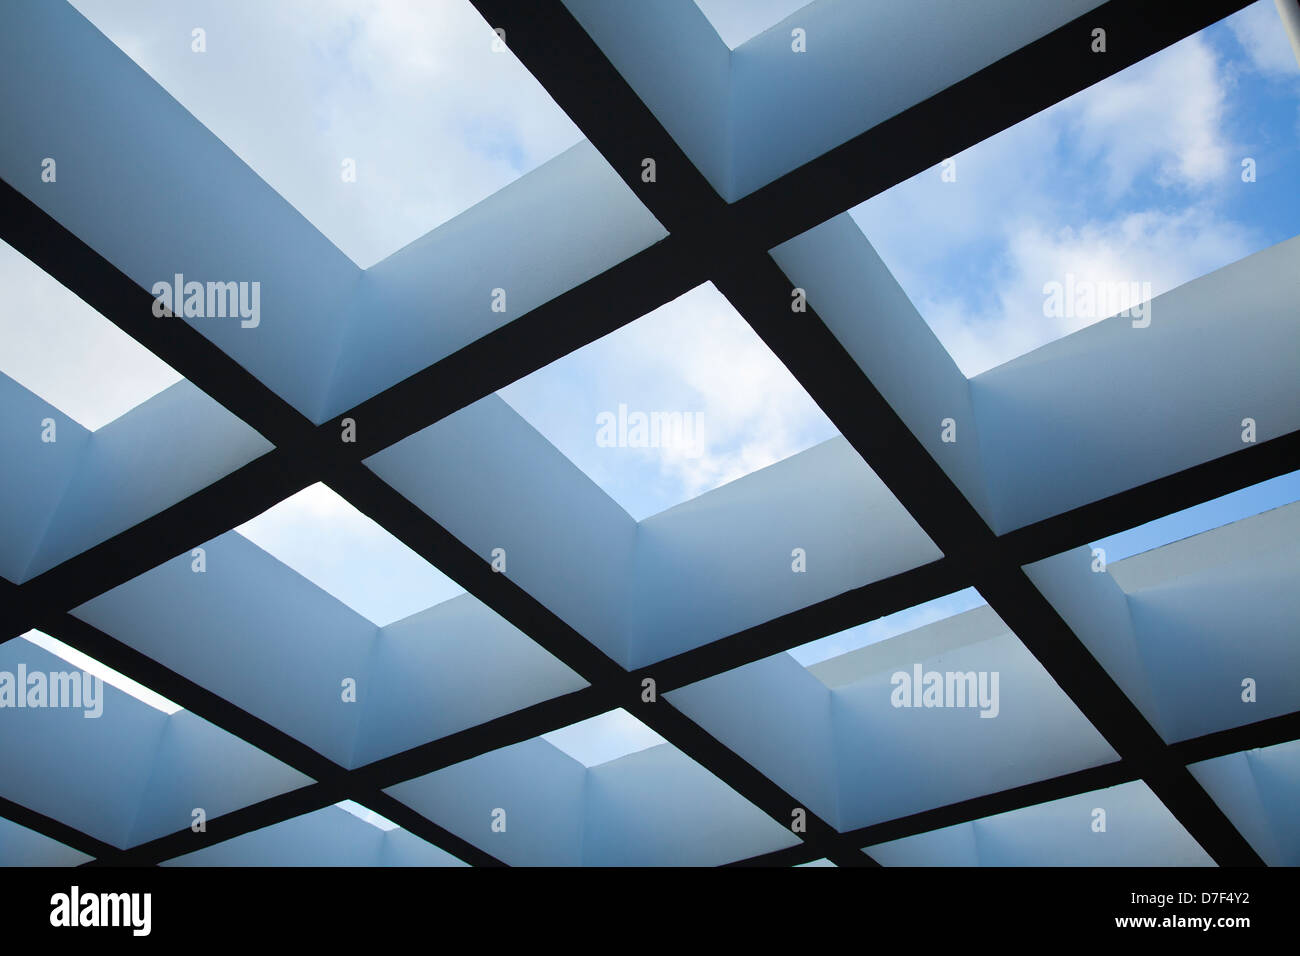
[
  {"x1": 8, "y1": 2, "x2": 1297, "y2": 764},
  {"x1": 788, "y1": 469, "x2": 1300, "y2": 667},
  {"x1": 0, "y1": 238, "x2": 182, "y2": 431},
  {"x1": 68, "y1": 0, "x2": 583, "y2": 269},
  {"x1": 498, "y1": 282, "x2": 839, "y2": 521},
  {"x1": 852, "y1": 0, "x2": 1300, "y2": 376}
]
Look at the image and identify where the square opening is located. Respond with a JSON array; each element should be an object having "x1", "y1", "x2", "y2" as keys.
[
  {"x1": 498, "y1": 282, "x2": 839, "y2": 521},
  {"x1": 850, "y1": 0, "x2": 1300, "y2": 377},
  {"x1": 235, "y1": 482, "x2": 465, "y2": 626},
  {"x1": 0, "y1": 238, "x2": 181, "y2": 431},
  {"x1": 69, "y1": 0, "x2": 584, "y2": 267}
]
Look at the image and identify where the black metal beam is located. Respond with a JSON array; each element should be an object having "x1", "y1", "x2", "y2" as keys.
[
  {"x1": 0, "y1": 0, "x2": 1287, "y2": 868},
  {"x1": 475, "y1": 0, "x2": 1269, "y2": 866}
]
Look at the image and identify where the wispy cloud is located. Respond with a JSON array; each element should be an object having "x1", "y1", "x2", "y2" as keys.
[
  {"x1": 1067, "y1": 36, "x2": 1231, "y2": 198},
  {"x1": 1228, "y1": 0, "x2": 1300, "y2": 76},
  {"x1": 851, "y1": 16, "x2": 1288, "y2": 377},
  {"x1": 499, "y1": 283, "x2": 837, "y2": 520},
  {"x1": 69, "y1": 0, "x2": 584, "y2": 267}
]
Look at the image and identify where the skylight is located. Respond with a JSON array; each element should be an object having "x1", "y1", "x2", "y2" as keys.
[
  {"x1": 541, "y1": 709, "x2": 666, "y2": 767},
  {"x1": 693, "y1": 0, "x2": 813, "y2": 49},
  {"x1": 67, "y1": 0, "x2": 585, "y2": 268},
  {"x1": 788, "y1": 588, "x2": 987, "y2": 667},
  {"x1": 235, "y1": 482, "x2": 465, "y2": 626},
  {"x1": 497, "y1": 282, "x2": 838, "y2": 520},
  {"x1": 850, "y1": 0, "x2": 1300, "y2": 377},
  {"x1": 0, "y1": 238, "x2": 182, "y2": 431},
  {"x1": 1089, "y1": 470, "x2": 1300, "y2": 563},
  {"x1": 334, "y1": 800, "x2": 398, "y2": 831},
  {"x1": 21, "y1": 630, "x2": 182, "y2": 714}
]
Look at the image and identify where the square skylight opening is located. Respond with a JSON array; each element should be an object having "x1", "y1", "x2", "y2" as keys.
[
  {"x1": 0, "y1": 238, "x2": 182, "y2": 431},
  {"x1": 693, "y1": 0, "x2": 814, "y2": 49},
  {"x1": 20, "y1": 630, "x2": 182, "y2": 714},
  {"x1": 1089, "y1": 469, "x2": 1300, "y2": 563},
  {"x1": 787, "y1": 587, "x2": 987, "y2": 667},
  {"x1": 849, "y1": 0, "x2": 1300, "y2": 378},
  {"x1": 67, "y1": 0, "x2": 585, "y2": 268},
  {"x1": 234, "y1": 482, "x2": 465, "y2": 626},
  {"x1": 333, "y1": 800, "x2": 398, "y2": 831},
  {"x1": 541, "y1": 708, "x2": 666, "y2": 768},
  {"x1": 497, "y1": 282, "x2": 840, "y2": 521}
]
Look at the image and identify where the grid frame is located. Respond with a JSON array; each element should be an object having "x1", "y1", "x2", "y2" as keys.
[{"x1": 1, "y1": 0, "x2": 1296, "y2": 868}]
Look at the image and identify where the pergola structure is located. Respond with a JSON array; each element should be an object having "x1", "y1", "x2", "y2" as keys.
[{"x1": 1, "y1": 0, "x2": 1297, "y2": 867}]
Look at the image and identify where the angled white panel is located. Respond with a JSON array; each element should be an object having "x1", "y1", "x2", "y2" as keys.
[
  {"x1": 972, "y1": 236, "x2": 1300, "y2": 531},
  {"x1": 673, "y1": 606, "x2": 1116, "y2": 833},
  {"x1": 326, "y1": 142, "x2": 667, "y2": 417},
  {"x1": 667, "y1": 653, "x2": 838, "y2": 825},
  {"x1": 581, "y1": 744, "x2": 800, "y2": 865},
  {"x1": 0, "y1": 641, "x2": 166, "y2": 848},
  {"x1": 1190, "y1": 740, "x2": 1300, "y2": 866},
  {"x1": 0, "y1": 0, "x2": 360, "y2": 421},
  {"x1": 26, "y1": 380, "x2": 271, "y2": 579},
  {"x1": 73, "y1": 533, "x2": 377, "y2": 767},
  {"x1": 374, "y1": 409, "x2": 938, "y2": 669},
  {"x1": 568, "y1": 0, "x2": 1101, "y2": 200},
  {"x1": 630, "y1": 437, "x2": 940, "y2": 666},
  {"x1": 770, "y1": 216, "x2": 995, "y2": 524},
  {"x1": 0, "y1": 640, "x2": 306, "y2": 850},
  {"x1": 729, "y1": 0, "x2": 1101, "y2": 197},
  {"x1": 351, "y1": 594, "x2": 588, "y2": 767},
  {"x1": 164, "y1": 805, "x2": 464, "y2": 867},
  {"x1": 830, "y1": 608, "x2": 1117, "y2": 830},
  {"x1": 0, "y1": 816, "x2": 92, "y2": 867},
  {"x1": 867, "y1": 782, "x2": 1213, "y2": 866},
  {"x1": 865, "y1": 818, "x2": 982, "y2": 867},
  {"x1": 128, "y1": 711, "x2": 312, "y2": 846},
  {"x1": 1024, "y1": 546, "x2": 1165, "y2": 731},
  {"x1": 1031, "y1": 504, "x2": 1300, "y2": 743},
  {"x1": 0, "y1": 373, "x2": 89, "y2": 582},
  {"x1": 387, "y1": 738, "x2": 588, "y2": 867},
  {"x1": 563, "y1": 0, "x2": 733, "y2": 197},
  {"x1": 367, "y1": 395, "x2": 639, "y2": 666}
]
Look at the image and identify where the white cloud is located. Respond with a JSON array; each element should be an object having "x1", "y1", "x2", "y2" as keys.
[
  {"x1": 1068, "y1": 34, "x2": 1231, "y2": 196},
  {"x1": 0, "y1": 239, "x2": 181, "y2": 431},
  {"x1": 69, "y1": 0, "x2": 584, "y2": 267},
  {"x1": 1227, "y1": 0, "x2": 1300, "y2": 77},
  {"x1": 852, "y1": 28, "x2": 1263, "y2": 378},
  {"x1": 931, "y1": 206, "x2": 1259, "y2": 377},
  {"x1": 608, "y1": 284, "x2": 836, "y2": 501},
  {"x1": 499, "y1": 282, "x2": 838, "y2": 519}
]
